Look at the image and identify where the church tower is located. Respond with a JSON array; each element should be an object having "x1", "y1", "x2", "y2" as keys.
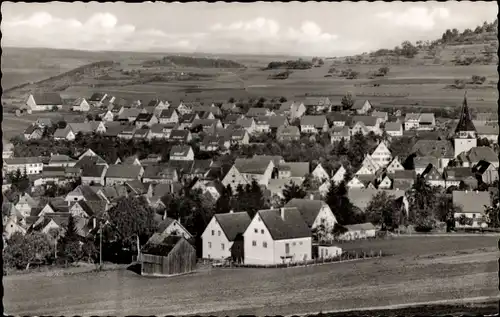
[{"x1": 453, "y1": 92, "x2": 477, "y2": 158}]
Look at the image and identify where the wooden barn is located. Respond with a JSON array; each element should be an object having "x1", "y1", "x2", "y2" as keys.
[{"x1": 140, "y1": 235, "x2": 197, "y2": 277}]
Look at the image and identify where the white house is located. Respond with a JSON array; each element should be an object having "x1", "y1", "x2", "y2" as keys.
[
  {"x1": 453, "y1": 190, "x2": 490, "y2": 228},
  {"x1": 243, "y1": 207, "x2": 312, "y2": 265},
  {"x1": 201, "y1": 211, "x2": 251, "y2": 260},
  {"x1": 370, "y1": 141, "x2": 393, "y2": 168},
  {"x1": 352, "y1": 100, "x2": 373, "y2": 115},
  {"x1": 72, "y1": 98, "x2": 91, "y2": 112},
  {"x1": 385, "y1": 122, "x2": 403, "y2": 137},
  {"x1": 312, "y1": 163, "x2": 330, "y2": 182},
  {"x1": 222, "y1": 158, "x2": 274, "y2": 190},
  {"x1": 3, "y1": 157, "x2": 44, "y2": 175},
  {"x1": 169, "y1": 145, "x2": 195, "y2": 161},
  {"x1": 386, "y1": 157, "x2": 405, "y2": 174},
  {"x1": 338, "y1": 223, "x2": 376, "y2": 241},
  {"x1": 26, "y1": 93, "x2": 63, "y2": 111},
  {"x1": 284, "y1": 199, "x2": 337, "y2": 238}
]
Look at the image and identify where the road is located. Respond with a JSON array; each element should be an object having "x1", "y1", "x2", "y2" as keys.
[{"x1": 4, "y1": 236, "x2": 499, "y2": 316}]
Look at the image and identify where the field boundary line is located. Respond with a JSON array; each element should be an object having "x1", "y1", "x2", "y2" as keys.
[{"x1": 289, "y1": 295, "x2": 500, "y2": 317}]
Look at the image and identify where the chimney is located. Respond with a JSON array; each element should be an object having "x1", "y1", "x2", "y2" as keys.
[{"x1": 280, "y1": 208, "x2": 286, "y2": 221}]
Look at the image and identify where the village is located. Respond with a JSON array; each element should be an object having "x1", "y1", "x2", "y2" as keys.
[{"x1": 3, "y1": 90, "x2": 500, "y2": 276}]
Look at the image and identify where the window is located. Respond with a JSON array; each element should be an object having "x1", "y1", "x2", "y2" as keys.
[
  {"x1": 261, "y1": 229, "x2": 264, "y2": 234},
  {"x1": 254, "y1": 228, "x2": 258, "y2": 233},
  {"x1": 292, "y1": 242, "x2": 296, "y2": 246},
  {"x1": 221, "y1": 243, "x2": 225, "y2": 250},
  {"x1": 252, "y1": 240, "x2": 257, "y2": 246},
  {"x1": 299, "y1": 241, "x2": 303, "y2": 245},
  {"x1": 218, "y1": 230, "x2": 221, "y2": 236},
  {"x1": 263, "y1": 242, "x2": 267, "y2": 248},
  {"x1": 208, "y1": 242, "x2": 212, "y2": 248},
  {"x1": 285, "y1": 243, "x2": 290, "y2": 254},
  {"x1": 211, "y1": 230, "x2": 214, "y2": 236},
  {"x1": 473, "y1": 214, "x2": 476, "y2": 218}
]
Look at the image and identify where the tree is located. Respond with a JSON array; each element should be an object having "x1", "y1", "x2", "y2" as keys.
[
  {"x1": 333, "y1": 138, "x2": 348, "y2": 156},
  {"x1": 58, "y1": 215, "x2": 82, "y2": 264},
  {"x1": 215, "y1": 185, "x2": 232, "y2": 214},
  {"x1": 4, "y1": 232, "x2": 53, "y2": 270},
  {"x1": 8, "y1": 168, "x2": 30, "y2": 193},
  {"x1": 303, "y1": 173, "x2": 322, "y2": 191},
  {"x1": 341, "y1": 92, "x2": 354, "y2": 110},
  {"x1": 235, "y1": 179, "x2": 268, "y2": 218},
  {"x1": 484, "y1": 205, "x2": 500, "y2": 228},
  {"x1": 279, "y1": 96, "x2": 287, "y2": 103},
  {"x1": 378, "y1": 66, "x2": 390, "y2": 76},
  {"x1": 408, "y1": 176, "x2": 438, "y2": 231},
  {"x1": 325, "y1": 180, "x2": 360, "y2": 225},
  {"x1": 228, "y1": 97, "x2": 235, "y2": 103},
  {"x1": 282, "y1": 181, "x2": 307, "y2": 204},
  {"x1": 400, "y1": 41, "x2": 419, "y2": 58},
  {"x1": 57, "y1": 120, "x2": 67, "y2": 129},
  {"x1": 348, "y1": 131, "x2": 368, "y2": 170},
  {"x1": 365, "y1": 192, "x2": 398, "y2": 230},
  {"x1": 107, "y1": 196, "x2": 158, "y2": 249},
  {"x1": 332, "y1": 224, "x2": 348, "y2": 240}
]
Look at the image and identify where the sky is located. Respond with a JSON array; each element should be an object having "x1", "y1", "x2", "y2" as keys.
[{"x1": 1, "y1": 2, "x2": 497, "y2": 56}]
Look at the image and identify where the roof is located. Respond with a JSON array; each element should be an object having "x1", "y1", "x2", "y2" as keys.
[
  {"x1": 284, "y1": 199, "x2": 326, "y2": 228},
  {"x1": 170, "y1": 145, "x2": 192, "y2": 157},
  {"x1": 372, "y1": 111, "x2": 388, "y2": 119},
  {"x1": 49, "y1": 154, "x2": 76, "y2": 164},
  {"x1": 344, "y1": 223, "x2": 376, "y2": 231},
  {"x1": 392, "y1": 179, "x2": 413, "y2": 191},
  {"x1": 452, "y1": 190, "x2": 490, "y2": 214},
  {"x1": 105, "y1": 164, "x2": 142, "y2": 179},
  {"x1": 445, "y1": 167, "x2": 474, "y2": 179},
  {"x1": 267, "y1": 116, "x2": 288, "y2": 129},
  {"x1": 32, "y1": 93, "x2": 63, "y2": 105},
  {"x1": 236, "y1": 117, "x2": 254, "y2": 128},
  {"x1": 4, "y1": 157, "x2": 43, "y2": 165},
  {"x1": 473, "y1": 160, "x2": 495, "y2": 174},
  {"x1": 143, "y1": 164, "x2": 177, "y2": 179},
  {"x1": 475, "y1": 124, "x2": 499, "y2": 135},
  {"x1": 234, "y1": 158, "x2": 272, "y2": 174},
  {"x1": 393, "y1": 170, "x2": 416, "y2": 179},
  {"x1": 326, "y1": 113, "x2": 349, "y2": 123},
  {"x1": 246, "y1": 108, "x2": 269, "y2": 117},
  {"x1": 135, "y1": 113, "x2": 154, "y2": 122},
  {"x1": 89, "y1": 92, "x2": 106, "y2": 102},
  {"x1": 412, "y1": 140, "x2": 454, "y2": 158},
  {"x1": 277, "y1": 125, "x2": 300, "y2": 136},
  {"x1": 74, "y1": 155, "x2": 107, "y2": 169},
  {"x1": 352, "y1": 100, "x2": 371, "y2": 110},
  {"x1": 118, "y1": 108, "x2": 142, "y2": 120},
  {"x1": 414, "y1": 156, "x2": 439, "y2": 169},
  {"x1": 68, "y1": 123, "x2": 94, "y2": 134},
  {"x1": 352, "y1": 116, "x2": 378, "y2": 127},
  {"x1": 455, "y1": 95, "x2": 476, "y2": 133},
  {"x1": 24, "y1": 125, "x2": 41, "y2": 135},
  {"x1": 142, "y1": 235, "x2": 189, "y2": 257},
  {"x1": 125, "y1": 180, "x2": 148, "y2": 194},
  {"x1": 278, "y1": 162, "x2": 309, "y2": 178},
  {"x1": 331, "y1": 126, "x2": 350, "y2": 136},
  {"x1": 214, "y1": 212, "x2": 252, "y2": 241},
  {"x1": 69, "y1": 185, "x2": 103, "y2": 202},
  {"x1": 303, "y1": 97, "x2": 331, "y2": 107},
  {"x1": 258, "y1": 208, "x2": 311, "y2": 240},
  {"x1": 301, "y1": 115, "x2": 327, "y2": 128},
  {"x1": 419, "y1": 113, "x2": 435, "y2": 123},
  {"x1": 169, "y1": 129, "x2": 190, "y2": 140},
  {"x1": 348, "y1": 189, "x2": 405, "y2": 211},
  {"x1": 467, "y1": 146, "x2": 498, "y2": 163},
  {"x1": 385, "y1": 122, "x2": 402, "y2": 132}
]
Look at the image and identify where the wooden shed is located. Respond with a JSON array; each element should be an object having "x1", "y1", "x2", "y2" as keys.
[{"x1": 140, "y1": 235, "x2": 197, "y2": 277}]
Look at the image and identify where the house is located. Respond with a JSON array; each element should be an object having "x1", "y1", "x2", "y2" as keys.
[
  {"x1": 330, "y1": 126, "x2": 350, "y2": 143},
  {"x1": 135, "y1": 113, "x2": 158, "y2": 128},
  {"x1": 300, "y1": 115, "x2": 329, "y2": 134},
  {"x1": 81, "y1": 165, "x2": 108, "y2": 185},
  {"x1": 200, "y1": 135, "x2": 231, "y2": 153},
  {"x1": 139, "y1": 235, "x2": 197, "y2": 277},
  {"x1": 3, "y1": 218, "x2": 27, "y2": 239},
  {"x1": 2, "y1": 140, "x2": 14, "y2": 159},
  {"x1": 23, "y1": 125, "x2": 44, "y2": 140},
  {"x1": 352, "y1": 100, "x2": 373, "y2": 114},
  {"x1": 192, "y1": 119, "x2": 223, "y2": 133},
  {"x1": 243, "y1": 208, "x2": 312, "y2": 265},
  {"x1": 117, "y1": 125, "x2": 136, "y2": 140},
  {"x1": 279, "y1": 101, "x2": 307, "y2": 120},
  {"x1": 327, "y1": 113, "x2": 349, "y2": 127},
  {"x1": 178, "y1": 113, "x2": 200, "y2": 130},
  {"x1": 48, "y1": 154, "x2": 77, "y2": 167},
  {"x1": 458, "y1": 146, "x2": 499, "y2": 169},
  {"x1": 65, "y1": 185, "x2": 106, "y2": 206},
  {"x1": 35, "y1": 118, "x2": 55, "y2": 128},
  {"x1": 192, "y1": 105, "x2": 222, "y2": 117},
  {"x1": 174, "y1": 101, "x2": 196, "y2": 115},
  {"x1": 444, "y1": 167, "x2": 477, "y2": 189},
  {"x1": 26, "y1": 93, "x2": 63, "y2": 111},
  {"x1": 348, "y1": 189, "x2": 407, "y2": 213},
  {"x1": 143, "y1": 165, "x2": 178, "y2": 184},
  {"x1": 404, "y1": 113, "x2": 420, "y2": 130},
  {"x1": 221, "y1": 102, "x2": 238, "y2": 113},
  {"x1": 303, "y1": 97, "x2": 332, "y2": 113},
  {"x1": 284, "y1": 199, "x2": 337, "y2": 236},
  {"x1": 228, "y1": 129, "x2": 250, "y2": 146},
  {"x1": 105, "y1": 164, "x2": 144, "y2": 186},
  {"x1": 118, "y1": 108, "x2": 143, "y2": 122},
  {"x1": 356, "y1": 155, "x2": 381, "y2": 175},
  {"x1": 370, "y1": 141, "x2": 393, "y2": 168},
  {"x1": 88, "y1": 93, "x2": 108, "y2": 107},
  {"x1": 147, "y1": 124, "x2": 173, "y2": 140},
  {"x1": 277, "y1": 162, "x2": 309, "y2": 182},
  {"x1": 68, "y1": 200, "x2": 105, "y2": 219},
  {"x1": 473, "y1": 160, "x2": 499, "y2": 184},
  {"x1": 101, "y1": 110, "x2": 115, "y2": 122},
  {"x1": 392, "y1": 170, "x2": 416, "y2": 191},
  {"x1": 312, "y1": 163, "x2": 330, "y2": 182},
  {"x1": 202, "y1": 211, "x2": 251, "y2": 260},
  {"x1": 277, "y1": 125, "x2": 300, "y2": 142},
  {"x1": 191, "y1": 179, "x2": 225, "y2": 201},
  {"x1": 386, "y1": 157, "x2": 405, "y2": 175},
  {"x1": 145, "y1": 99, "x2": 170, "y2": 117},
  {"x1": 372, "y1": 111, "x2": 388, "y2": 123},
  {"x1": 222, "y1": 158, "x2": 274, "y2": 191},
  {"x1": 347, "y1": 175, "x2": 365, "y2": 189},
  {"x1": 338, "y1": 223, "x2": 376, "y2": 241},
  {"x1": 452, "y1": 190, "x2": 490, "y2": 228},
  {"x1": 422, "y1": 165, "x2": 445, "y2": 187},
  {"x1": 15, "y1": 193, "x2": 39, "y2": 218},
  {"x1": 254, "y1": 116, "x2": 272, "y2": 134},
  {"x1": 351, "y1": 116, "x2": 382, "y2": 136},
  {"x1": 72, "y1": 98, "x2": 91, "y2": 112},
  {"x1": 133, "y1": 128, "x2": 150, "y2": 140},
  {"x1": 169, "y1": 129, "x2": 192, "y2": 143},
  {"x1": 236, "y1": 117, "x2": 257, "y2": 135},
  {"x1": 412, "y1": 140, "x2": 454, "y2": 171},
  {"x1": 418, "y1": 113, "x2": 436, "y2": 131},
  {"x1": 385, "y1": 122, "x2": 403, "y2": 137},
  {"x1": 4, "y1": 157, "x2": 44, "y2": 175},
  {"x1": 170, "y1": 146, "x2": 195, "y2": 161},
  {"x1": 67, "y1": 122, "x2": 106, "y2": 135},
  {"x1": 246, "y1": 107, "x2": 271, "y2": 118},
  {"x1": 475, "y1": 124, "x2": 499, "y2": 144},
  {"x1": 153, "y1": 214, "x2": 193, "y2": 241}
]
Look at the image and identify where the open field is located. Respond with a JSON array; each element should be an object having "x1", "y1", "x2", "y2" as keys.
[{"x1": 4, "y1": 235, "x2": 499, "y2": 316}]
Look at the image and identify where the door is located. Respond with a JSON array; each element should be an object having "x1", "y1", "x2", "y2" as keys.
[{"x1": 285, "y1": 243, "x2": 290, "y2": 255}]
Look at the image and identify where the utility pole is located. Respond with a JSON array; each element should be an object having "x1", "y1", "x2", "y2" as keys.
[{"x1": 99, "y1": 222, "x2": 103, "y2": 270}]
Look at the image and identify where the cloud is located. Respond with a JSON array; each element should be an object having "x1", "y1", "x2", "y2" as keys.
[
  {"x1": 375, "y1": 6, "x2": 451, "y2": 30},
  {"x1": 210, "y1": 17, "x2": 281, "y2": 41}
]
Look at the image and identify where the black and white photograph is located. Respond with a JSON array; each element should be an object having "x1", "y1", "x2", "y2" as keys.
[{"x1": 1, "y1": 1, "x2": 499, "y2": 315}]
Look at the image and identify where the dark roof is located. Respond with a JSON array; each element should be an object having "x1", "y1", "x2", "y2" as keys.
[
  {"x1": 106, "y1": 164, "x2": 142, "y2": 179},
  {"x1": 170, "y1": 145, "x2": 192, "y2": 158},
  {"x1": 125, "y1": 180, "x2": 148, "y2": 194},
  {"x1": 143, "y1": 164, "x2": 177, "y2": 179},
  {"x1": 234, "y1": 158, "x2": 272, "y2": 174},
  {"x1": 159, "y1": 109, "x2": 177, "y2": 118},
  {"x1": 81, "y1": 165, "x2": 107, "y2": 178},
  {"x1": 142, "y1": 235, "x2": 191, "y2": 257},
  {"x1": 89, "y1": 92, "x2": 106, "y2": 102},
  {"x1": 284, "y1": 199, "x2": 325, "y2": 228},
  {"x1": 473, "y1": 160, "x2": 494, "y2": 174},
  {"x1": 258, "y1": 208, "x2": 311, "y2": 240},
  {"x1": 32, "y1": 93, "x2": 63, "y2": 105},
  {"x1": 135, "y1": 113, "x2": 153, "y2": 122},
  {"x1": 412, "y1": 140, "x2": 454, "y2": 158},
  {"x1": 455, "y1": 94, "x2": 476, "y2": 133},
  {"x1": 214, "y1": 212, "x2": 251, "y2": 241},
  {"x1": 169, "y1": 129, "x2": 190, "y2": 140},
  {"x1": 352, "y1": 115, "x2": 378, "y2": 127}
]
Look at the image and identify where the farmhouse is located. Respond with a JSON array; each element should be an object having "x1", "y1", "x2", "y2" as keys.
[
  {"x1": 81, "y1": 165, "x2": 108, "y2": 185},
  {"x1": 352, "y1": 100, "x2": 373, "y2": 115},
  {"x1": 4, "y1": 157, "x2": 44, "y2": 175},
  {"x1": 243, "y1": 207, "x2": 312, "y2": 265},
  {"x1": 140, "y1": 235, "x2": 197, "y2": 277},
  {"x1": 72, "y1": 98, "x2": 91, "y2": 112},
  {"x1": 26, "y1": 93, "x2": 63, "y2": 111},
  {"x1": 370, "y1": 141, "x2": 392, "y2": 167},
  {"x1": 300, "y1": 115, "x2": 329, "y2": 134},
  {"x1": 473, "y1": 160, "x2": 499, "y2": 184},
  {"x1": 202, "y1": 211, "x2": 251, "y2": 261},
  {"x1": 105, "y1": 164, "x2": 144, "y2": 186},
  {"x1": 312, "y1": 163, "x2": 330, "y2": 182}
]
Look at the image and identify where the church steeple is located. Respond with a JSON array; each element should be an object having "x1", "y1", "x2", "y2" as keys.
[{"x1": 454, "y1": 91, "x2": 476, "y2": 134}]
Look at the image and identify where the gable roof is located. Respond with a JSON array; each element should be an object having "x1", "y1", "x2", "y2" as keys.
[
  {"x1": 257, "y1": 208, "x2": 311, "y2": 240},
  {"x1": 234, "y1": 158, "x2": 272, "y2": 174},
  {"x1": 214, "y1": 212, "x2": 251, "y2": 241},
  {"x1": 344, "y1": 223, "x2": 376, "y2": 231},
  {"x1": 277, "y1": 125, "x2": 300, "y2": 136},
  {"x1": 170, "y1": 145, "x2": 192, "y2": 157},
  {"x1": 105, "y1": 164, "x2": 142, "y2": 179},
  {"x1": 385, "y1": 122, "x2": 402, "y2": 132},
  {"x1": 284, "y1": 199, "x2": 326, "y2": 228},
  {"x1": 278, "y1": 162, "x2": 309, "y2": 178},
  {"x1": 352, "y1": 100, "x2": 371, "y2": 110},
  {"x1": 32, "y1": 93, "x2": 63, "y2": 105},
  {"x1": 452, "y1": 190, "x2": 490, "y2": 213},
  {"x1": 467, "y1": 146, "x2": 498, "y2": 163},
  {"x1": 412, "y1": 140, "x2": 454, "y2": 158},
  {"x1": 246, "y1": 108, "x2": 269, "y2": 117},
  {"x1": 301, "y1": 115, "x2": 327, "y2": 128},
  {"x1": 352, "y1": 115, "x2": 378, "y2": 127}
]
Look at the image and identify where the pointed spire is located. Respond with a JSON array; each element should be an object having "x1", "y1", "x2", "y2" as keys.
[{"x1": 455, "y1": 91, "x2": 476, "y2": 134}]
